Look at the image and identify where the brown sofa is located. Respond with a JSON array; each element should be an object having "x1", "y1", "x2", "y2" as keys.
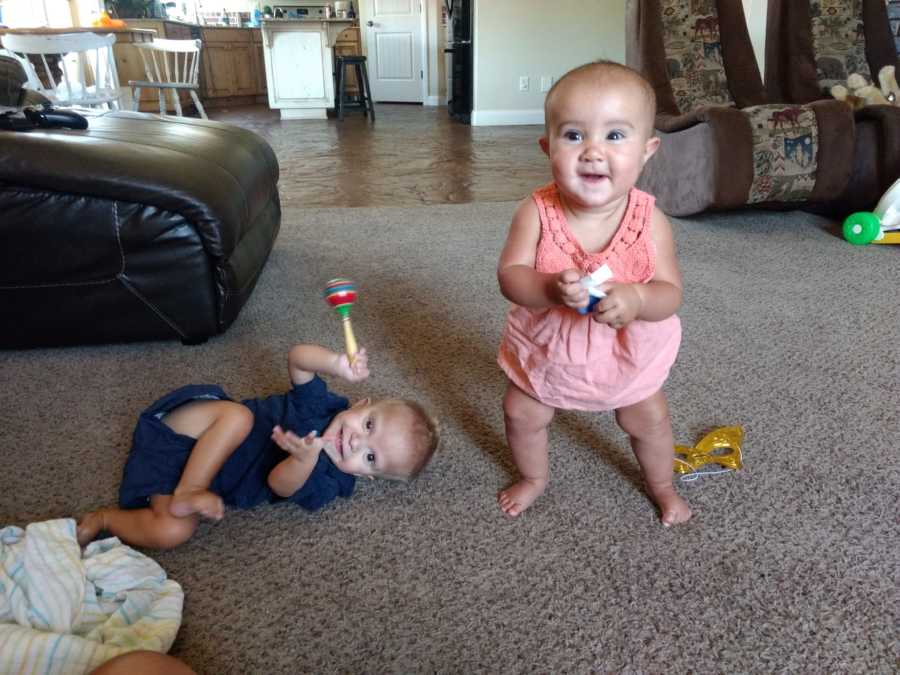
[
  {"x1": 765, "y1": 0, "x2": 900, "y2": 211},
  {"x1": 627, "y1": 0, "x2": 879, "y2": 217}
]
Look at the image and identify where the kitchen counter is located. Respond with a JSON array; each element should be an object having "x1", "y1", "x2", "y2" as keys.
[
  {"x1": 260, "y1": 17, "x2": 356, "y2": 43},
  {"x1": 259, "y1": 18, "x2": 357, "y2": 119},
  {"x1": 263, "y1": 18, "x2": 359, "y2": 23}
]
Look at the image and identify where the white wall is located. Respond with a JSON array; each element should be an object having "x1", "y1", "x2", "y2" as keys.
[
  {"x1": 471, "y1": 0, "x2": 769, "y2": 127},
  {"x1": 472, "y1": 0, "x2": 623, "y2": 126},
  {"x1": 743, "y1": 0, "x2": 766, "y2": 76}
]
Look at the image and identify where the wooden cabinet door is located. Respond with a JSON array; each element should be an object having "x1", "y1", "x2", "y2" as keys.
[
  {"x1": 230, "y1": 43, "x2": 257, "y2": 96},
  {"x1": 202, "y1": 42, "x2": 257, "y2": 98},
  {"x1": 201, "y1": 29, "x2": 258, "y2": 99},
  {"x1": 201, "y1": 42, "x2": 236, "y2": 97},
  {"x1": 164, "y1": 22, "x2": 194, "y2": 40}
]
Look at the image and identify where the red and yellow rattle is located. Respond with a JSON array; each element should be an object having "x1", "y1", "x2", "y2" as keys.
[{"x1": 323, "y1": 278, "x2": 358, "y2": 362}]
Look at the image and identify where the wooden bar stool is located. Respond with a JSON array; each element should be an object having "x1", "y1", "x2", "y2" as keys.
[{"x1": 335, "y1": 55, "x2": 374, "y2": 121}]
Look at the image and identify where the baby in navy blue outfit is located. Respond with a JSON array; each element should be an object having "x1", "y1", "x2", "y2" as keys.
[{"x1": 77, "y1": 343, "x2": 439, "y2": 550}]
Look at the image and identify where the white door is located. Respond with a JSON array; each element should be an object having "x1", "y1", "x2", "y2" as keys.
[{"x1": 361, "y1": 0, "x2": 424, "y2": 102}]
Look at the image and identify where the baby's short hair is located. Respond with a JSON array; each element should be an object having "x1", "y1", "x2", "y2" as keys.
[
  {"x1": 393, "y1": 399, "x2": 440, "y2": 480},
  {"x1": 544, "y1": 60, "x2": 657, "y2": 135}
]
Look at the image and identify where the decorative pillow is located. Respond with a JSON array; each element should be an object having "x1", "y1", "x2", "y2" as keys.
[{"x1": 743, "y1": 104, "x2": 819, "y2": 204}]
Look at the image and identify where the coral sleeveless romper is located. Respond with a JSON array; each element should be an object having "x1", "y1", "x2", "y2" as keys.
[{"x1": 498, "y1": 183, "x2": 681, "y2": 411}]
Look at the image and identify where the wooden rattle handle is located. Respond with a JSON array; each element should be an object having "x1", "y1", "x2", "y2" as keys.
[{"x1": 342, "y1": 316, "x2": 358, "y2": 361}]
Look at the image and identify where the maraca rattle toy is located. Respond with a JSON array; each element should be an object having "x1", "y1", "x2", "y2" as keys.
[{"x1": 323, "y1": 278, "x2": 358, "y2": 361}]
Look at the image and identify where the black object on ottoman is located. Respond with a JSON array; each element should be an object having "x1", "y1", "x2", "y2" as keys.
[{"x1": 0, "y1": 111, "x2": 280, "y2": 348}]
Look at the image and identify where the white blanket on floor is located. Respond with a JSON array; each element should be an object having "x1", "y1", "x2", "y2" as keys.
[{"x1": 0, "y1": 518, "x2": 183, "y2": 675}]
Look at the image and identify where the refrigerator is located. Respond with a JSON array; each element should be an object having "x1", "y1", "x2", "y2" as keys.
[{"x1": 445, "y1": 0, "x2": 472, "y2": 123}]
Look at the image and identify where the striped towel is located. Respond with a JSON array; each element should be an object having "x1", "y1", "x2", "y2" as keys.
[{"x1": 0, "y1": 518, "x2": 183, "y2": 675}]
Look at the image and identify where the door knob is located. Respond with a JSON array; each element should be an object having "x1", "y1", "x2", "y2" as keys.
[{"x1": 366, "y1": 20, "x2": 374, "y2": 26}]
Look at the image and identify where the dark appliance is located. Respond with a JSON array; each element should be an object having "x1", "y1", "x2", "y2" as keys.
[{"x1": 445, "y1": 0, "x2": 472, "y2": 123}]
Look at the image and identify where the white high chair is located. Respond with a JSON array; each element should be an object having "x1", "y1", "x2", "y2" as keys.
[
  {"x1": 0, "y1": 32, "x2": 123, "y2": 109},
  {"x1": 129, "y1": 38, "x2": 207, "y2": 119}
]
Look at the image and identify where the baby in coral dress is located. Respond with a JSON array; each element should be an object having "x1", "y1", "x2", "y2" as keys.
[{"x1": 496, "y1": 60, "x2": 691, "y2": 526}]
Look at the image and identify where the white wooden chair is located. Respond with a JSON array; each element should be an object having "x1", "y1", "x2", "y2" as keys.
[
  {"x1": 0, "y1": 32, "x2": 122, "y2": 109},
  {"x1": 129, "y1": 38, "x2": 207, "y2": 119}
]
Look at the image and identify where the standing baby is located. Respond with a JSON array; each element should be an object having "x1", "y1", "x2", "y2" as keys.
[{"x1": 496, "y1": 60, "x2": 691, "y2": 525}]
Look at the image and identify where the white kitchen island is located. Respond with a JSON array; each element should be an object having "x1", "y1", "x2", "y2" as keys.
[{"x1": 260, "y1": 18, "x2": 356, "y2": 120}]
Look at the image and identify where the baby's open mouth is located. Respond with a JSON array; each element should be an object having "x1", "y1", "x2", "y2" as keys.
[{"x1": 581, "y1": 173, "x2": 607, "y2": 182}]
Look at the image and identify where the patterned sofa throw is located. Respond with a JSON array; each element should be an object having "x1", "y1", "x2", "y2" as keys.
[
  {"x1": 660, "y1": 0, "x2": 735, "y2": 112},
  {"x1": 811, "y1": 0, "x2": 871, "y2": 93}
]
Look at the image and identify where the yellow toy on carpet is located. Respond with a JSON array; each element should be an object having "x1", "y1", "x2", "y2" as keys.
[{"x1": 674, "y1": 426, "x2": 744, "y2": 480}]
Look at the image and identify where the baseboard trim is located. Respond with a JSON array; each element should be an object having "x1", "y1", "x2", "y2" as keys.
[
  {"x1": 471, "y1": 109, "x2": 544, "y2": 126},
  {"x1": 424, "y1": 95, "x2": 441, "y2": 106}
]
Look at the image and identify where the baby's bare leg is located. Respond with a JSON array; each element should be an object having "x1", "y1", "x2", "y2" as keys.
[
  {"x1": 77, "y1": 495, "x2": 199, "y2": 550},
  {"x1": 164, "y1": 400, "x2": 254, "y2": 519},
  {"x1": 616, "y1": 390, "x2": 691, "y2": 526},
  {"x1": 498, "y1": 381, "x2": 555, "y2": 517}
]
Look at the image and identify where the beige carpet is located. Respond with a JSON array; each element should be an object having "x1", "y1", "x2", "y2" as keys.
[{"x1": 1, "y1": 202, "x2": 897, "y2": 673}]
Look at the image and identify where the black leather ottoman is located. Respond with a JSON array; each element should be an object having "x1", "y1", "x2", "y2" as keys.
[{"x1": 0, "y1": 111, "x2": 280, "y2": 348}]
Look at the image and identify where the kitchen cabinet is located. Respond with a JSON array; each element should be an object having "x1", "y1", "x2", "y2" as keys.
[
  {"x1": 110, "y1": 21, "x2": 265, "y2": 110},
  {"x1": 198, "y1": 27, "x2": 267, "y2": 106},
  {"x1": 200, "y1": 28, "x2": 258, "y2": 99}
]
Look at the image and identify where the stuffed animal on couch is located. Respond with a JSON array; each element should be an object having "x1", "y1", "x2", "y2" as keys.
[{"x1": 831, "y1": 65, "x2": 900, "y2": 109}]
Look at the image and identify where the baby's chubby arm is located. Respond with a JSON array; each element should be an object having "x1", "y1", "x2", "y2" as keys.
[
  {"x1": 592, "y1": 207, "x2": 683, "y2": 327},
  {"x1": 498, "y1": 198, "x2": 587, "y2": 309},
  {"x1": 268, "y1": 344, "x2": 370, "y2": 496}
]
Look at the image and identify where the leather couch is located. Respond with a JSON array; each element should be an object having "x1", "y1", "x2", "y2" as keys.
[{"x1": 0, "y1": 105, "x2": 280, "y2": 348}]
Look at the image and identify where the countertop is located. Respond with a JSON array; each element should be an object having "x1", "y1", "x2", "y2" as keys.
[{"x1": 261, "y1": 18, "x2": 357, "y2": 23}]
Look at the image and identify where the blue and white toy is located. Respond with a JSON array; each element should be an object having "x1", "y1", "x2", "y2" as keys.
[{"x1": 577, "y1": 264, "x2": 613, "y2": 315}]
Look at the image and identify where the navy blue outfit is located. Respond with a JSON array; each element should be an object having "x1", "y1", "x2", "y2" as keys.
[{"x1": 118, "y1": 376, "x2": 356, "y2": 512}]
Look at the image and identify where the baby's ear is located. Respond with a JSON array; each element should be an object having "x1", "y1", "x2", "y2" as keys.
[
  {"x1": 642, "y1": 135, "x2": 660, "y2": 163},
  {"x1": 538, "y1": 136, "x2": 550, "y2": 156},
  {"x1": 350, "y1": 397, "x2": 371, "y2": 408}
]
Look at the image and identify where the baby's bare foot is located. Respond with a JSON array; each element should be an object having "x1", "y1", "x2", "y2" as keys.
[
  {"x1": 76, "y1": 510, "x2": 107, "y2": 546},
  {"x1": 646, "y1": 482, "x2": 692, "y2": 526},
  {"x1": 497, "y1": 478, "x2": 547, "y2": 517},
  {"x1": 169, "y1": 489, "x2": 224, "y2": 520}
]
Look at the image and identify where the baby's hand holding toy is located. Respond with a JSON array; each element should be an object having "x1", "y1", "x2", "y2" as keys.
[
  {"x1": 337, "y1": 347, "x2": 369, "y2": 382},
  {"x1": 592, "y1": 283, "x2": 641, "y2": 329},
  {"x1": 578, "y1": 264, "x2": 613, "y2": 315},
  {"x1": 557, "y1": 269, "x2": 590, "y2": 310}
]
